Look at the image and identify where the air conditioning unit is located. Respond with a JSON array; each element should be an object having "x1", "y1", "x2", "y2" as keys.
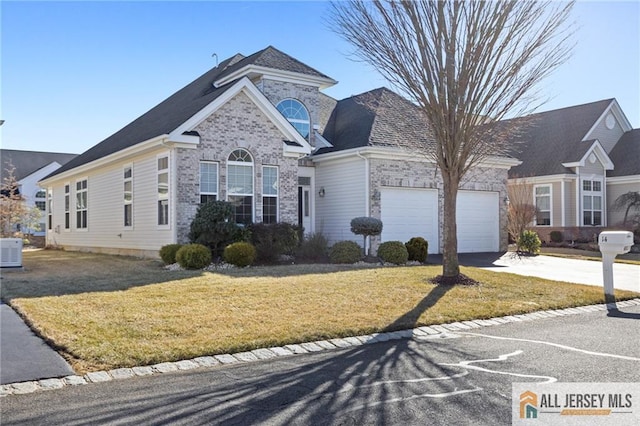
[{"x1": 0, "y1": 238, "x2": 23, "y2": 268}]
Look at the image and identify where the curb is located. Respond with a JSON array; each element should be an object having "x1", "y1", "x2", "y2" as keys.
[{"x1": 2, "y1": 298, "x2": 639, "y2": 397}]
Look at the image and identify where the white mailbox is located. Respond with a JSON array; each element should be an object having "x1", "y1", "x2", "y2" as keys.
[{"x1": 598, "y1": 231, "x2": 633, "y2": 300}]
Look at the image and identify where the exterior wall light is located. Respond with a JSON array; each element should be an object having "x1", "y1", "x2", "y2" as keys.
[{"x1": 319, "y1": 187, "x2": 325, "y2": 198}]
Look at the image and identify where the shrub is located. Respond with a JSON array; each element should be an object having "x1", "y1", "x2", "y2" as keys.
[
  {"x1": 223, "y1": 242, "x2": 256, "y2": 267},
  {"x1": 350, "y1": 217, "x2": 383, "y2": 254},
  {"x1": 159, "y1": 244, "x2": 183, "y2": 265},
  {"x1": 329, "y1": 241, "x2": 362, "y2": 264},
  {"x1": 176, "y1": 244, "x2": 212, "y2": 269},
  {"x1": 405, "y1": 237, "x2": 428, "y2": 263},
  {"x1": 549, "y1": 231, "x2": 563, "y2": 243},
  {"x1": 249, "y1": 222, "x2": 300, "y2": 264},
  {"x1": 188, "y1": 201, "x2": 243, "y2": 259},
  {"x1": 295, "y1": 232, "x2": 329, "y2": 263},
  {"x1": 377, "y1": 241, "x2": 409, "y2": 265},
  {"x1": 518, "y1": 230, "x2": 541, "y2": 255}
]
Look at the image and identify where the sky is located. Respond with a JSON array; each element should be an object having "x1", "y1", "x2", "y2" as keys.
[{"x1": 1, "y1": 1, "x2": 639, "y2": 155}]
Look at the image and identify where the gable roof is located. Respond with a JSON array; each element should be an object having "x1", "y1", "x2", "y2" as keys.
[
  {"x1": 319, "y1": 87, "x2": 435, "y2": 154},
  {"x1": 1, "y1": 149, "x2": 77, "y2": 182},
  {"x1": 45, "y1": 46, "x2": 331, "y2": 181},
  {"x1": 506, "y1": 99, "x2": 615, "y2": 177},
  {"x1": 608, "y1": 129, "x2": 640, "y2": 177}
]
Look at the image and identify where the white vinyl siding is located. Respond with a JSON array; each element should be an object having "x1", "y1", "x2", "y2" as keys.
[
  {"x1": 314, "y1": 157, "x2": 366, "y2": 246},
  {"x1": 124, "y1": 165, "x2": 133, "y2": 228},
  {"x1": 44, "y1": 149, "x2": 174, "y2": 253},
  {"x1": 586, "y1": 113, "x2": 625, "y2": 154}
]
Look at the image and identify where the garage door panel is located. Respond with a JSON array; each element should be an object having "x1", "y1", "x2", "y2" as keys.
[
  {"x1": 381, "y1": 188, "x2": 439, "y2": 253},
  {"x1": 456, "y1": 191, "x2": 499, "y2": 252}
]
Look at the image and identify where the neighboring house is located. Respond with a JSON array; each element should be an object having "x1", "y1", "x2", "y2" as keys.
[
  {"x1": 506, "y1": 99, "x2": 640, "y2": 242},
  {"x1": 1, "y1": 149, "x2": 77, "y2": 236},
  {"x1": 39, "y1": 46, "x2": 519, "y2": 257}
]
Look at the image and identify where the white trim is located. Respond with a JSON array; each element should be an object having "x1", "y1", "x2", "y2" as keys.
[
  {"x1": 607, "y1": 175, "x2": 640, "y2": 184},
  {"x1": 170, "y1": 77, "x2": 312, "y2": 156},
  {"x1": 123, "y1": 164, "x2": 133, "y2": 230},
  {"x1": 63, "y1": 182, "x2": 71, "y2": 232},
  {"x1": 533, "y1": 184, "x2": 552, "y2": 226},
  {"x1": 509, "y1": 174, "x2": 577, "y2": 184},
  {"x1": 213, "y1": 65, "x2": 337, "y2": 89},
  {"x1": 560, "y1": 180, "x2": 565, "y2": 227},
  {"x1": 313, "y1": 146, "x2": 521, "y2": 169},
  {"x1": 227, "y1": 148, "x2": 255, "y2": 224},
  {"x1": 561, "y1": 140, "x2": 614, "y2": 170},
  {"x1": 575, "y1": 167, "x2": 581, "y2": 227},
  {"x1": 580, "y1": 177, "x2": 604, "y2": 226},
  {"x1": 156, "y1": 153, "x2": 170, "y2": 229},
  {"x1": 582, "y1": 99, "x2": 633, "y2": 141},
  {"x1": 74, "y1": 177, "x2": 89, "y2": 231}
]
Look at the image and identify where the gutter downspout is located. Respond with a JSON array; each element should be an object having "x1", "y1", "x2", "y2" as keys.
[{"x1": 356, "y1": 150, "x2": 371, "y2": 254}]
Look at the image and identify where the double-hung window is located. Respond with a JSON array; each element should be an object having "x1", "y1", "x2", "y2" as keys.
[
  {"x1": 157, "y1": 156, "x2": 169, "y2": 226},
  {"x1": 582, "y1": 179, "x2": 602, "y2": 226},
  {"x1": 262, "y1": 166, "x2": 278, "y2": 224},
  {"x1": 76, "y1": 179, "x2": 88, "y2": 229},
  {"x1": 534, "y1": 185, "x2": 551, "y2": 226},
  {"x1": 227, "y1": 149, "x2": 253, "y2": 224},
  {"x1": 199, "y1": 162, "x2": 218, "y2": 204},
  {"x1": 124, "y1": 166, "x2": 133, "y2": 227},
  {"x1": 64, "y1": 184, "x2": 70, "y2": 230}
]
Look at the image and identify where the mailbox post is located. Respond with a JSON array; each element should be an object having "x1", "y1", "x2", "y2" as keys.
[{"x1": 598, "y1": 231, "x2": 633, "y2": 299}]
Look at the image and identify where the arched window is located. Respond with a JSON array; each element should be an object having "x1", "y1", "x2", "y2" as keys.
[
  {"x1": 227, "y1": 149, "x2": 253, "y2": 224},
  {"x1": 34, "y1": 189, "x2": 47, "y2": 211},
  {"x1": 277, "y1": 99, "x2": 310, "y2": 141}
]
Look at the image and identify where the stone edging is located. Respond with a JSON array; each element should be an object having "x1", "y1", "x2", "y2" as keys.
[{"x1": 2, "y1": 299, "x2": 639, "y2": 397}]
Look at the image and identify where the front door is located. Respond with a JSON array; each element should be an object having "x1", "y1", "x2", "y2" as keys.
[{"x1": 298, "y1": 185, "x2": 311, "y2": 235}]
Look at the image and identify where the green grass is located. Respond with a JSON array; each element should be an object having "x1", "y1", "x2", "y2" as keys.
[{"x1": 2, "y1": 250, "x2": 638, "y2": 373}]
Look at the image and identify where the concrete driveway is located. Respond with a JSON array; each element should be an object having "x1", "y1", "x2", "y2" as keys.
[{"x1": 433, "y1": 252, "x2": 640, "y2": 293}]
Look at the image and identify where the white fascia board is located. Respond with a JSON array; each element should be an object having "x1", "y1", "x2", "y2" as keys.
[
  {"x1": 214, "y1": 65, "x2": 337, "y2": 89},
  {"x1": 475, "y1": 155, "x2": 522, "y2": 169},
  {"x1": 561, "y1": 140, "x2": 614, "y2": 170},
  {"x1": 583, "y1": 99, "x2": 633, "y2": 141},
  {"x1": 509, "y1": 174, "x2": 577, "y2": 184},
  {"x1": 606, "y1": 174, "x2": 640, "y2": 184},
  {"x1": 171, "y1": 77, "x2": 311, "y2": 156},
  {"x1": 168, "y1": 133, "x2": 200, "y2": 145},
  {"x1": 38, "y1": 134, "x2": 170, "y2": 186}
]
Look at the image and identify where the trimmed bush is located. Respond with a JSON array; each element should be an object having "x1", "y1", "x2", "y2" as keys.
[
  {"x1": 188, "y1": 201, "x2": 243, "y2": 259},
  {"x1": 159, "y1": 244, "x2": 183, "y2": 265},
  {"x1": 377, "y1": 241, "x2": 409, "y2": 265},
  {"x1": 249, "y1": 222, "x2": 300, "y2": 264},
  {"x1": 176, "y1": 244, "x2": 212, "y2": 269},
  {"x1": 295, "y1": 233, "x2": 329, "y2": 263},
  {"x1": 223, "y1": 242, "x2": 256, "y2": 267},
  {"x1": 329, "y1": 241, "x2": 362, "y2": 264},
  {"x1": 518, "y1": 230, "x2": 541, "y2": 255},
  {"x1": 405, "y1": 237, "x2": 428, "y2": 263},
  {"x1": 350, "y1": 217, "x2": 383, "y2": 254},
  {"x1": 549, "y1": 231, "x2": 563, "y2": 243}
]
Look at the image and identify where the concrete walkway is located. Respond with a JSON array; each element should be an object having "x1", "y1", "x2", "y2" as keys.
[
  {"x1": 482, "y1": 253, "x2": 640, "y2": 293},
  {"x1": 0, "y1": 303, "x2": 74, "y2": 385}
]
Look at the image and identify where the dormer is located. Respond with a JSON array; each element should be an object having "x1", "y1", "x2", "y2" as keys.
[{"x1": 582, "y1": 99, "x2": 633, "y2": 154}]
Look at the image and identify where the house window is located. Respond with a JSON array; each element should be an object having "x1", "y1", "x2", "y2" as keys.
[
  {"x1": 199, "y1": 162, "x2": 218, "y2": 204},
  {"x1": 76, "y1": 179, "x2": 88, "y2": 229},
  {"x1": 64, "y1": 184, "x2": 70, "y2": 229},
  {"x1": 276, "y1": 99, "x2": 310, "y2": 141},
  {"x1": 227, "y1": 149, "x2": 253, "y2": 224},
  {"x1": 582, "y1": 179, "x2": 602, "y2": 226},
  {"x1": 47, "y1": 188, "x2": 53, "y2": 230},
  {"x1": 34, "y1": 189, "x2": 46, "y2": 211},
  {"x1": 157, "y1": 155, "x2": 169, "y2": 226},
  {"x1": 534, "y1": 185, "x2": 551, "y2": 226},
  {"x1": 262, "y1": 166, "x2": 278, "y2": 224},
  {"x1": 124, "y1": 166, "x2": 133, "y2": 227}
]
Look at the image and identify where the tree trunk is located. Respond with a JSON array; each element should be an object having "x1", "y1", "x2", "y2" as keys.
[{"x1": 442, "y1": 173, "x2": 460, "y2": 278}]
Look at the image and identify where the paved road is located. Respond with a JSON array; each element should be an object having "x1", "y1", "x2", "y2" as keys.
[
  {"x1": 2, "y1": 304, "x2": 639, "y2": 425},
  {"x1": 0, "y1": 303, "x2": 74, "y2": 385}
]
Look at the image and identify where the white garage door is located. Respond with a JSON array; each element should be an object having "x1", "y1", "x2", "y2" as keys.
[
  {"x1": 380, "y1": 188, "x2": 439, "y2": 252},
  {"x1": 456, "y1": 190, "x2": 499, "y2": 252}
]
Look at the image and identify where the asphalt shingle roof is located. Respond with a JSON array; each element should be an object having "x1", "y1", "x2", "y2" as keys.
[
  {"x1": 320, "y1": 87, "x2": 434, "y2": 154},
  {"x1": 45, "y1": 46, "x2": 332, "y2": 180},
  {"x1": 505, "y1": 99, "x2": 614, "y2": 178},
  {"x1": 1, "y1": 149, "x2": 77, "y2": 183},
  {"x1": 608, "y1": 129, "x2": 640, "y2": 177}
]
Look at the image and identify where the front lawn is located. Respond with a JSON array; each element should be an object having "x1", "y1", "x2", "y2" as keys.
[{"x1": 2, "y1": 250, "x2": 638, "y2": 373}]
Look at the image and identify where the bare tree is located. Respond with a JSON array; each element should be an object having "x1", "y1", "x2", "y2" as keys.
[
  {"x1": 0, "y1": 164, "x2": 28, "y2": 238},
  {"x1": 330, "y1": 0, "x2": 574, "y2": 281},
  {"x1": 611, "y1": 191, "x2": 640, "y2": 227},
  {"x1": 506, "y1": 179, "x2": 537, "y2": 250}
]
